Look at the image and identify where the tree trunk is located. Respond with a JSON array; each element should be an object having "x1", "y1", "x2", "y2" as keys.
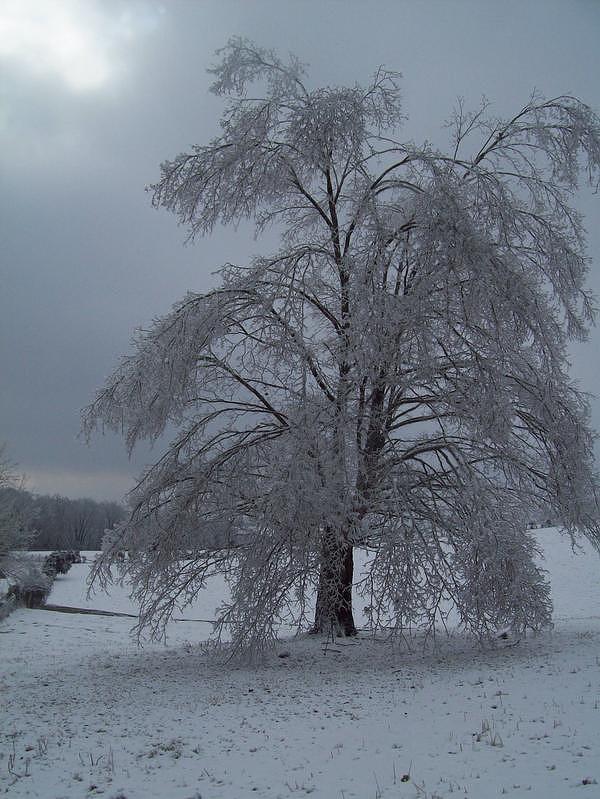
[{"x1": 311, "y1": 529, "x2": 357, "y2": 636}]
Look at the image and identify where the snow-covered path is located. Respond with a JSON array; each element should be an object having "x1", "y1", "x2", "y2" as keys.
[{"x1": 2, "y1": 531, "x2": 600, "y2": 798}]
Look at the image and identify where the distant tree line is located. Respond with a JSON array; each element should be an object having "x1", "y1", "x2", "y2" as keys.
[{"x1": 0, "y1": 486, "x2": 126, "y2": 551}]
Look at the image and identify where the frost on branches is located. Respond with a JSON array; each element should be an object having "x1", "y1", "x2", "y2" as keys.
[
  {"x1": 0, "y1": 448, "x2": 32, "y2": 578},
  {"x1": 84, "y1": 38, "x2": 600, "y2": 654}
]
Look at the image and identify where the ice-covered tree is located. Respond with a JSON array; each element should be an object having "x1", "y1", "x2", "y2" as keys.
[
  {"x1": 0, "y1": 448, "x2": 32, "y2": 578},
  {"x1": 84, "y1": 39, "x2": 600, "y2": 653}
]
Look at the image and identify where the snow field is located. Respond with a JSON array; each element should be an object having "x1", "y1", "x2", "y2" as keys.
[{"x1": 1, "y1": 530, "x2": 599, "y2": 798}]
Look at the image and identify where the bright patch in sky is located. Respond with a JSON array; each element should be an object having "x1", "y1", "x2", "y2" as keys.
[{"x1": 0, "y1": 0, "x2": 159, "y2": 91}]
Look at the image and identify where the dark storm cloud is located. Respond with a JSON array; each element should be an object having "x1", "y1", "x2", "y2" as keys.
[{"x1": 1, "y1": 0, "x2": 599, "y2": 500}]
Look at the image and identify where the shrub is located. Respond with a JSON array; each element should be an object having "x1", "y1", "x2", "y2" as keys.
[
  {"x1": 42, "y1": 551, "x2": 74, "y2": 577},
  {"x1": 8, "y1": 563, "x2": 52, "y2": 608}
]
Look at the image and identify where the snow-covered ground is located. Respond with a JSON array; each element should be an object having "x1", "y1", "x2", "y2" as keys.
[{"x1": 1, "y1": 530, "x2": 600, "y2": 798}]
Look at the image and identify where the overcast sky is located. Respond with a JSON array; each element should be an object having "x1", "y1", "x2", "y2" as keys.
[{"x1": 1, "y1": 0, "x2": 599, "y2": 502}]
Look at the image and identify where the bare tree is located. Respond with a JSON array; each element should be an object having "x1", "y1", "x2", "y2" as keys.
[
  {"x1": 0, "y1": 448, "x2": 33, "y2": 578},
  {"x1": 84, "y1": 39, "x2": 600, "y2": 653}
]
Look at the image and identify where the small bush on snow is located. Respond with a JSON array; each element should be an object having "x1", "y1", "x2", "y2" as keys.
[{"x1": 8, "y1": 562, "x2": 52, "y2": 608}]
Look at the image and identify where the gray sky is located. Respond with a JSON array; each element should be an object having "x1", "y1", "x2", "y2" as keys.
[{"x1": 1, "y1": 0, "x2": 599, "y2": 501}]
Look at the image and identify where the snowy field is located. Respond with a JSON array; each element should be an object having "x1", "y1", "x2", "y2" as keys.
[{"x1": 1, "y1": 530, "x2": 600, "y2": 799}]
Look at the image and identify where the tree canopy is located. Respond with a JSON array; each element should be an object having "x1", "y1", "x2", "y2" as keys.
[{"x1": 84, "y1": 38, "x2": 600, "y2": 654}]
